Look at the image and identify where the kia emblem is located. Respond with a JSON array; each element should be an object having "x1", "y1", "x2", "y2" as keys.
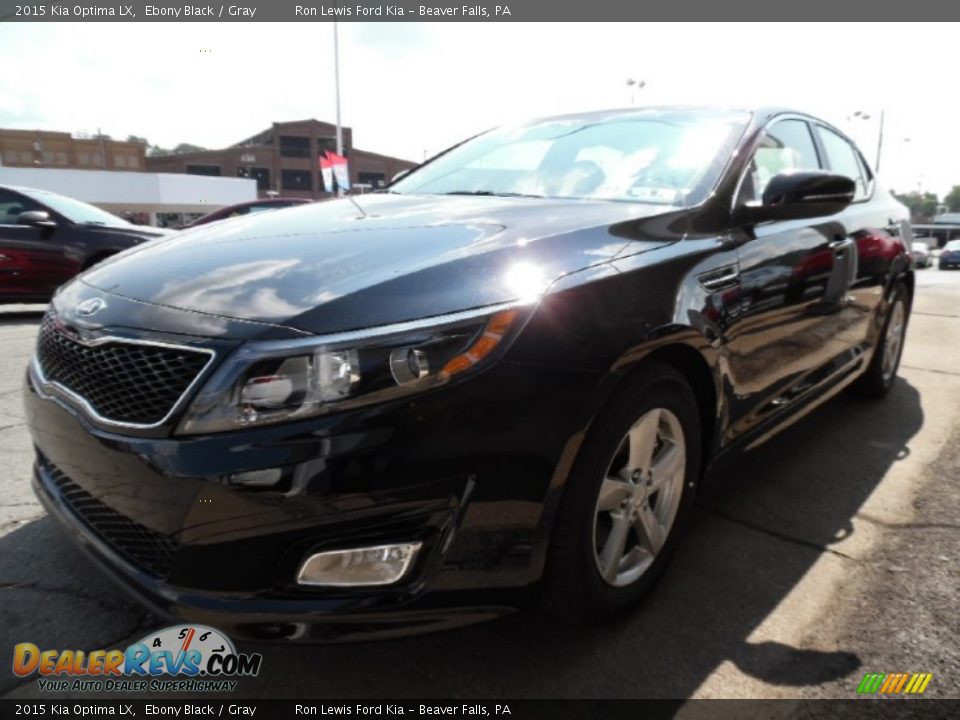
[{"x1": 75, "y1": 298, "x2": 107, "y2": 317}]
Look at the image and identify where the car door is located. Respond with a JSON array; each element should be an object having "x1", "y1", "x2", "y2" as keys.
[
  {"x1": 0, "y1": 189, "x2": 79, "y2": 301},
  {"x1": 723, "y1": 117, "x2": 861, "y2": 441}
]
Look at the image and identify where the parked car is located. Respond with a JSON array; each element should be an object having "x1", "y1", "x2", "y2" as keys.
[
  {"x1": 24, "y1": 107, "x2": 913, "y2": 641},
  {"x1": 0, "y1": 185, "x2": 170, "y2": 303},
  {"x1": 910, "y1": 240, "x2": 932, "y2": 268},
  {"x1": 939, "y1": 239, "x2": 960, "y2": 269},
  {"x1": 184, "y1": 198, "x2": 311, "y2": 228}
]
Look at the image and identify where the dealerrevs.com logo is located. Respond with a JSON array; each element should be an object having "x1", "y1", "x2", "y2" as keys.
[{"x1": 12, "y1": 625, "x2": 262, "y2": 693}]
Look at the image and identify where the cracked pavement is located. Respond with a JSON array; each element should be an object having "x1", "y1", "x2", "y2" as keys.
[{"x1": 1, "y1": 267, "x2": 958, "y2": 700}]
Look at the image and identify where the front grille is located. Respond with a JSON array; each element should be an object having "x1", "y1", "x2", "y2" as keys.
[
  {"x1": 46, "y1": 461, "x2": 179, "y2": 578},
  {"x1": 36, "y1": 315, "x2": 211, "y2": 425}
]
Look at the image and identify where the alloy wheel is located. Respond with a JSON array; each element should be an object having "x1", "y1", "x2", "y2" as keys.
[
  {"x1": 881, "y1": 298, "x2": 906, "y2": 383},
  {"x1": 592, "y1": 407, "x2": 686, "y2": 587}
]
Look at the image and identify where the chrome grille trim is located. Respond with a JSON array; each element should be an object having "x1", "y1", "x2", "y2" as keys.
[{"x1": 31, "y1": 321, "x2": 216, "y2": 431}]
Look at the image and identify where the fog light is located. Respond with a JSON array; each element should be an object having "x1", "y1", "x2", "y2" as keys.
[{"x1": 296, "y1": 542, "x2": 422, "y2": 587}]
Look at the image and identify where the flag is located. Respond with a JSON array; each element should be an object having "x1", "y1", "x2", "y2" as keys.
[
  {"x1": 318, "y1": 152, "x2": 333, "y2": 192},
  {"x1": 327, "y1": 150, "x2": 350, "y2": 191}
]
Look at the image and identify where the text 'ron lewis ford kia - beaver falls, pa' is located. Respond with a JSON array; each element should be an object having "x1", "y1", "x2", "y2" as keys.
[{"x1": 24, "y1": 107, "x2": 913, "y2": 641}]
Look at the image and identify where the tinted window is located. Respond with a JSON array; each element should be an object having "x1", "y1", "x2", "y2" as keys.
[
  {"x1": 818, "y1": 126, "x2": 868, "y2": 199},
  {"x1": 742, "y1": 119, "x2": 821, "y2": 202},
  {"x1": 0, "y1": 189, "x2": 42, "y2": 224},
  {"x1": 186, "y1": 164, "x2": 221, "y2": 176},
  {"x1": 279, "y1": 136, "x2": 311, "y2": 159},
  {"x1": 17, "y1": 188, "x2": 131, "y2": 227},
  {"x1": 281, "y1": 169, "x2": 312, "y2": 191}
]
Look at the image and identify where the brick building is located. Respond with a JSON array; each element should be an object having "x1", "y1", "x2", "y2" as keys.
[
  {"x1": 145, "y1": 120, "x2": 416, "y2": 199},
  {"x1": 0, "y1": 129, "x2": 145, "y2": 171}
]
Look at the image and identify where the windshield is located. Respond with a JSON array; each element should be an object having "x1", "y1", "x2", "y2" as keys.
[
  {"x1": 21, "y1": 189, "x2": 133, "y2": 227},
  {"x1": 390, "y1": 109, "x2": 750, "y2": 206},
  {"x1": 946, "y1": 240, "x2": 960, "y2": 251}
]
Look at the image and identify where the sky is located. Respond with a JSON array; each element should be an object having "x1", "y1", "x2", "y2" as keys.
[{"x1": 0, "y1": 22, "x2": 956, "y2": 198}]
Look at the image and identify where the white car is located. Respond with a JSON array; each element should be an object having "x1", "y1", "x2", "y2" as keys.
[{"x1": 911, "y1": 240, "x2": 932, "y2": 268}]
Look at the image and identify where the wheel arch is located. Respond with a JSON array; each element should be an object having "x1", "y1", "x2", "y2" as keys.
[{"x1": 530, "y1": 328, "x2": 724, "y2": 581}]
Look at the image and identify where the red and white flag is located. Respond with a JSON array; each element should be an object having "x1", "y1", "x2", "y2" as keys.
[
  {"x1": 318, "y1": 152, "x2": 334, "y2": 192},
  {"x1": 319, "y1": 150, "x2": 350, "y2": 192}
]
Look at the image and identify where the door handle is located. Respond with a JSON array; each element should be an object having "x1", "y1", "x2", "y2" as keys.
[{"x1": 828, "y1": 238, "x2": 850, "y2": 250}]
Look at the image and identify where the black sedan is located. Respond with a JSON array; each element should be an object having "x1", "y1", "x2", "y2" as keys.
[
  {"x1": 0, "y1": 185, "x2": 169, "y2": 303},
  {"x1": 24, "y1": 107, "x2": 912, "y2": 641}
]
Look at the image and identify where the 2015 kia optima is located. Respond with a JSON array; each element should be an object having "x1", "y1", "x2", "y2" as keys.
[{"x1": 24, "y1": 107, "x2": 913, "y2": 641}]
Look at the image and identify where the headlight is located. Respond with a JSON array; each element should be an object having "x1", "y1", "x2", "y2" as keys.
[{"x1": 176, "y1": 304, "x2": 525, "y2": 435}]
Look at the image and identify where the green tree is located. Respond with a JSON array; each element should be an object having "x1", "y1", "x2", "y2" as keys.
[
  {"x1": 893, "y1": 191, "x2": 940, "y2": 222},
  {"x1": 126, "y1": 135, "x2": 149, "y2": 145},
  {"x1": 944, "y1": 185, "x2": 960, "y2": 213},
  {"x1": 146, "y1": 142, "x2": 208, "y2": 157}
]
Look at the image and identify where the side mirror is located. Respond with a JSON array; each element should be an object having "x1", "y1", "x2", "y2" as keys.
[
  {"x1": 735, "y1": 171, "x2": 856, "y2": 225},
  {"x1": 18, "y1": 210, "x2": 56, "y2": 228}
]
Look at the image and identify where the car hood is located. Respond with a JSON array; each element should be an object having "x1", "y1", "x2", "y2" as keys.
[{"x1": 80, "y1": 193, "x2": 680, "y2": 336}]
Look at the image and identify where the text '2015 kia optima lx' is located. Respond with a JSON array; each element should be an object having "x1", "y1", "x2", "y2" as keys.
[{"x1": 25, "y1": 108, "x2": 913, "y2": 641}]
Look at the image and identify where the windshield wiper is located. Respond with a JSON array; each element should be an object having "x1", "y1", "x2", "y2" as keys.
[{"x1": 441, "y1": 191, "x2": 545, "y2": 199}]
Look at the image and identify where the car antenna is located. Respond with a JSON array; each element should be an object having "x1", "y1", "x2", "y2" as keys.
[{"x1": 347, "y1": 195, "x2": 367, "y2": 218}]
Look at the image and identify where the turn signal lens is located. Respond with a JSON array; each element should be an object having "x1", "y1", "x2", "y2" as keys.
[{"x1": 441, "y1": 309, "x2": 518, "y2": 376}]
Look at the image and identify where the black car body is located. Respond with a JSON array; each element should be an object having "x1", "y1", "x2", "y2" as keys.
[
  {"x1": 0, "y1": 185, "x2": 169, "y2": 303},
  {"x1": 24, "y1": 108, "x2": 913, "y2": 641}
]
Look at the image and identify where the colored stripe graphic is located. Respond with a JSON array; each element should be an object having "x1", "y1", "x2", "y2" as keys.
[
  {"x1": 857, "y1": 673, "x2": 885, "y2": 693},
  {"x1": 858, "y1": 672, "x2": 932, "y2": 694}
]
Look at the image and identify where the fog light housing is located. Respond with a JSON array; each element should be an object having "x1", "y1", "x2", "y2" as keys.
[{"x1": 296, "y1": 542, "x2": 422, "y2": 587}]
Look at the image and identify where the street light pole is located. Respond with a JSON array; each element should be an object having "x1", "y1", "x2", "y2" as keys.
[
  {"x1": 333, "y1": 21, "x2": 344, "y2": 196},
  {"x1": 875, "y1": 109, "x2": 885, "y2": 173},
  {"x1": 626, "y1": 78, "x2": 646, "y2": 106}
]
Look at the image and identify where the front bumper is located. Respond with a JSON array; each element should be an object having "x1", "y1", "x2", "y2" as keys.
[{"x1": 25, "y1": 360, "x2": 598, "y2": 641}]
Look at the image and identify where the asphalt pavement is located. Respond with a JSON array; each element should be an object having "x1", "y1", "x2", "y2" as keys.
[{"x1": 1, "y1": 266, "x2": 958, "y2": 700}]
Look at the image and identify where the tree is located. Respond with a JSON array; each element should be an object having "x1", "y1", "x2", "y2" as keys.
[
  {"x1": 944, "y1": 185, "x2": 960, "y2": 213},
  {"x1": 146, "y1": 142, "x2": 209, "y2": 157},
  {"x1": 892, "y1": 191, "x2": 940, "y2": 222},
  {"x1": 126, "y1": 135, "x2": 149, "y2": 145}
]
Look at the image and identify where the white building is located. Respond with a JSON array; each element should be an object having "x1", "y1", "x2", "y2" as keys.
[{"x1": 0, "y1": 166, "x2": 256, "y2": 226}]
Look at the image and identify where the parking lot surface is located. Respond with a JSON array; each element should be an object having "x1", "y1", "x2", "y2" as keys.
[{"x1": 1, "y1": 267, "x2": 958, "y2": 700}]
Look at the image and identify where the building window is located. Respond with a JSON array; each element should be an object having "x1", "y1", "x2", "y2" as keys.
[
  {"x1": 18, "y1": 151, "x2": 32, "y2": 163},
  {"x1": 282, "y1": 169, "x2": 312, "y2": 191},
  {"x1": 239, "y1": 167, "x2": 271, "y2": 190},
  {"x1": 77, "y1": 153, "x2": 89, "y2": 166},
  {"x1": 2, "y1": 150, "x2": 17, "y2": 164},
  {"x1": 114, "y1": 156, "x2": 126, "y2": 168},
  {"x1": 186, "y1": 164, "x2": 222, "y2": 176},
  {"x1": 126, "y1": 156, "x2": 139, "y2": 169},
  {"x1": 55, "y1": 152, "x2": 68, "y2": 165},
  {"x1": 279, "y1": 136, "x2": 311, "y2": 158},
  {"x1": 358, "y1": 172, "x2": 387, "y2": 189},
  {"x1": 317, "y1": 137, "x2": 338, "y2": 155}
]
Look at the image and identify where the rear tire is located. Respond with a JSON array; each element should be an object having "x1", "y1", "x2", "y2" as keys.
[
  {"x1": 543, "y1": 364, "x2": 701, "y2": 624},
  {"x1": 854, "y1": 284, "x2": 909, "y2": 399}
]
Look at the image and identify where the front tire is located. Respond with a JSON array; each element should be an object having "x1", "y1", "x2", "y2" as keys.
[{"x1": 543, "y1": 364, "x2": 701, "y2": 624}]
